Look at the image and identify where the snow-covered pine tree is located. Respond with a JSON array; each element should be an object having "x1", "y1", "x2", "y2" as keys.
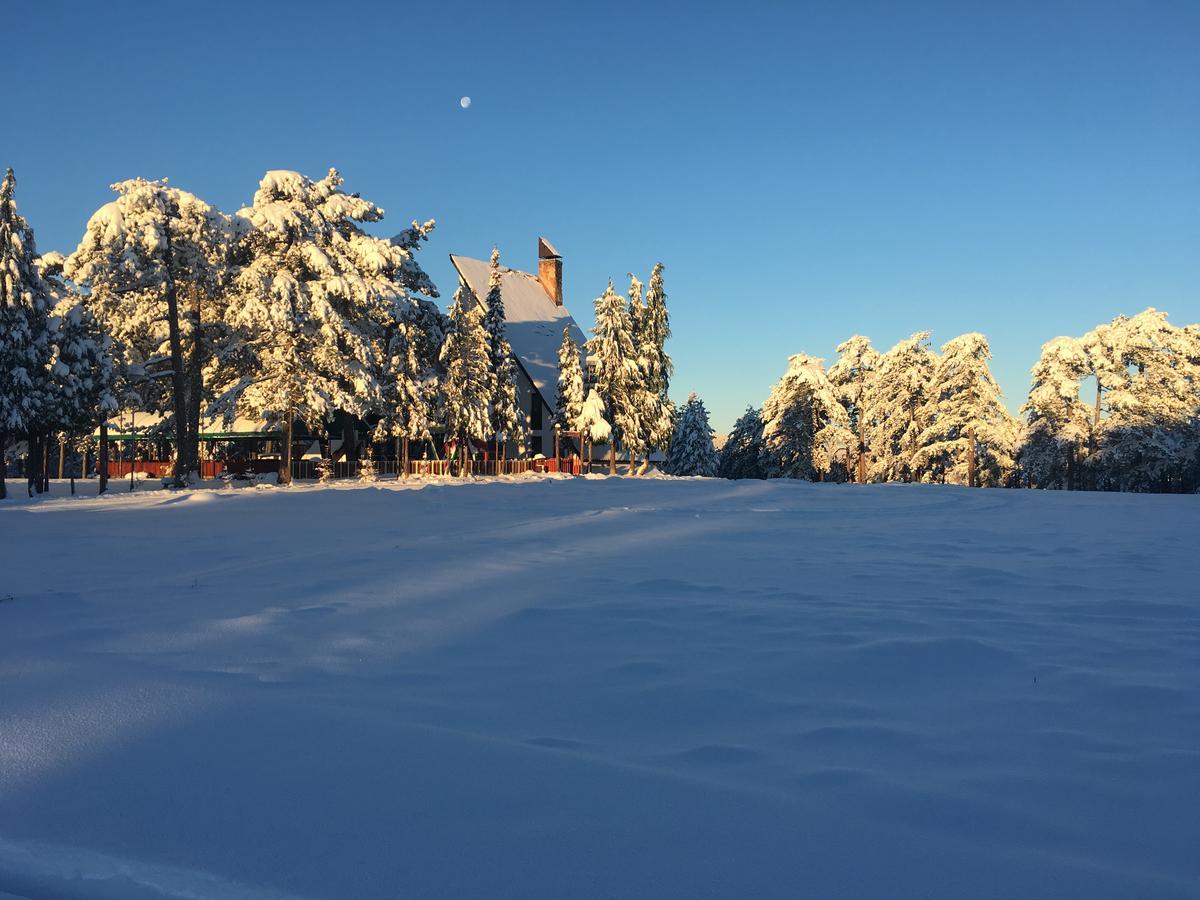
[
  {"x1": 717, "y1": 406, "x2": 765, "y2": 480},
  {"x1": 227, "y1": 169, "x2": 435, "y2": 484},
  {"x1": 914, "y1": 333, "x2": 1015, "y2": 486},
  {"x1": 1091, "y1": 309, "x2": 1200, "y2": 491},
  {"x1": 65, "y1": 177, "x2": 233, "y2": 486},
  {"x1": 862, "y1": 332, "x2": 938, "y2": 482},
  {"x1": 38, "y1": 252, "x2": 117, "y2": 493},
  {"x1": 1019, "y1": 336, "x2": 1091, "y2": 489},
  {"x1": 373, "y1": 303, "x2": 445, "y2": 478},
  {"x1": 554, "y1": 327, "x2": 585, "y2": 443},
  {"x1": 622, "y1": 274, "x2": 653, "y2": 469},
  {"x1": 663, "y1": 392, "x2": 718, "y2": 476},
  {"x1": 0, "y1": 168, "x2": 55, "y2": 499},
  {"x1": 440, "y1": 282, "x2": 493, "y2": 475},
  {"x1": 759, "y1": 354, "x2": 850, "y2": 480},
  {"x1": 575, "y1": 387, "x2": 612, "y2": 471},
  {"x1": 480, "y1": 249, "x2": 526, "y2": 459},
  {"x1": 639, "y1": 263, "x2": 675, "y2": 463},
  {"x1": 828, "y1": 335, "x2": 879, "y2": 483},
  {"x1": 586, "y1": 280, "x2": 641, "y2": 474}
]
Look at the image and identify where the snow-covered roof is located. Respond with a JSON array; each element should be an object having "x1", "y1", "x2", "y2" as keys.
[{"x1": 449, "y1": 253, "x2": 587, "y2": 412}]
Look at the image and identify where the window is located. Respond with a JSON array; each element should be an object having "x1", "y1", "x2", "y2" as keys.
[
  {"x1": 531, "y1": 435, "x2": 543, "y2": 454},
  {"x1": 530, "y1": 397, "x2": 543, "y2": 430}
]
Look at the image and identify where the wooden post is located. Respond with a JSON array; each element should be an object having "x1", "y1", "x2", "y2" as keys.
[
  {"x1": 402, "y1": 437, "x2": 409, "y2": 480},
  {"x1": 58, "y1": 437, "x2": 66, "y2": 479},
  {"x1": 279, "y1": 414, "x2": 294, "y2": 485},
  {"x1": 609, "y1": 443, "x2": 616, "y2": 476}
]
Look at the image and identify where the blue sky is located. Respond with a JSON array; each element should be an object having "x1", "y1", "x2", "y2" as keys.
[{"x1": 8, "y1": 1, "x2": 1198, "y2": 431}]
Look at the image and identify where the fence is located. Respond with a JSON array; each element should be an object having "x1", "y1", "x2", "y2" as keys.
[{"x1": 291, "y1": 456, "x2": 585, "y2": 480}]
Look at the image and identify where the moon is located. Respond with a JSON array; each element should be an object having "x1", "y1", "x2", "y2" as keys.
[{"x1": 460, "y1": 96, "x2": 471, "y2": 109}]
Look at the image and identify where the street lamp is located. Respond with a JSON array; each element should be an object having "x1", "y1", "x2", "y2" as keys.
[{"x1": 554, "y1": 422, "x2": 562, "y2": 471}]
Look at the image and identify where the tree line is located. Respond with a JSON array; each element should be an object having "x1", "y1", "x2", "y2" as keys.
[
  {"x1": 716, "y1": 314, "x2": 1200, "y2": 492},
  {"x1": 0, "y1": 166, "x2": 679, "y2": 497}
]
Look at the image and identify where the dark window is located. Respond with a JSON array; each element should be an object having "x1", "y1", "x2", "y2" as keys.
[
  {"x1": 531, "y1": 435, "x2": 543, "y2": 454},
  {"x1": 530, "y1": 397, "x2": 543, "y2": 430}
]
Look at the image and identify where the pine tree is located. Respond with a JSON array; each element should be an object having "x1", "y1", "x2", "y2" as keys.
[
  {"x1": 373, "y1": 299, "x2": 446, "y2": 478},
  {"x1": 38, "y1": 252, "x2": 117, "y2": 493},
  {"x1": 760, "y1": 354, "x2": 850, "y2": 480},
  {"x1": 663, "y1": 392, "x2": 718, "y2": 476},
  {"x1": 0, "y1": 169, "x2": 55, "y2": 498},
  {"x1": 440, "y1": 283, "x2": 493, "y2": 475},
  {"x1": 575, "y1": 387, "x2": 612, "y2": 470},
  {"x1": 639, "y1": 263, "x2": 675, "y2": 461},
  {"x1": 226, "y1": 169, "x2": 434, "y2": 484},
  {"x1": 1090, "y1": 309, "x2": 1200, "y2": 491},
  {"x1": 587, "y1": 280, "x2": 640, "y2": 474},
  {"x1": 914, "y1": 333, "x2": 1015, "y2": 486},
  {"x1": 863, "y1": 332, "x2": 938, "y2": 482},
  {"x1": 828, "y1": 335, "x2": 879, "y2": 483},
  {"x1": 1019, "y1": 336, "x2": 1091, "y2": 489},
  {"x1": 481, "y1": 249, "x2": 526, "y2": 458},
  {"x1": 717, "y1": 406, "x2": 765, "y2": 480},
  {"x1": 65, "y1": 177, "x2": 233, "y2": 486},
  {"x1": 554, "y1": 327, "x2": 585, "y2": 436}
]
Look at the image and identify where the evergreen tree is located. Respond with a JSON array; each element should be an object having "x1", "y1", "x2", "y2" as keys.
[
  {"x1": 227, "y1": 169, "x2": 434, "y2": 484},
  {"x1": 863, "y1": 332, "x2": 938, "y2": 482},
  {"x1": 554, "y1": 327, "x2": 585, "y2": 435},
  {"x1": 914, "y1": 333, "x2": 1015, "y2": 486},
  {"x1": 828, "y1": 335, "x2": 879, "y2": 482},
  {"x1": 65, "y1": 177, "x2": 233, "y2": 486},
  {"x1": 39, "y1": 252, "x2": 118, "y2": 492},
  {"x1": 373, "y1": 301, "x2": 445, "y2": 476},
  {"x1": 639, "y1": 263, "x2": 675, "y2": 458},
  {"x1": 586, "y1": 280, "x2": 640, "y2": 474},
  {"x1": 481, "y1": 249, "x2": 525, "y2": 456},
  {"x1": 717, "y1": 406, "x2": 765, "y2": 480},
  {"x1": 575, "y1": 387, "x2": 612, "y2": 468},
  {"x1": 760, "y1": 354, "x2": 850, "y2": 480},
  {"x1": 1019, "y1": 336, "x2": 1090, "y2": 489},
  {"x1": 663, "y1": 392, "x2": 718, "y2": 476},
  {"x1": 440, "y1": 282, "x2": 493, "y2": 474},
  {"x1": 0, "y1": 168, "x2": 55, "y2": 498}
]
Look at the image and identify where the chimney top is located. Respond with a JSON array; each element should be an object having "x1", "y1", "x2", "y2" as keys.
[
  {"x1": 538, "y1": 236, "x2": 561, "y2": 259},
  {"x1": 537, "y1": 237, "x2": 563, "y2": 306}
]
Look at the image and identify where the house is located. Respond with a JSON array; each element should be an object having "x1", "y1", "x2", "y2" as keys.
[{"x1": 450, "y1": 238, "x2": 588, "y2": 457}]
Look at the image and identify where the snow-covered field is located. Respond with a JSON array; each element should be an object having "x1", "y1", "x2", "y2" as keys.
[{"x1": 1, "y1": 477, "x2": 1197, "y2": 898}]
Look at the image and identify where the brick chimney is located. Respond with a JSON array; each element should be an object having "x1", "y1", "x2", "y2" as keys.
[{"x1": 537, "y1": 237, "x2": 563, "y2": 306}]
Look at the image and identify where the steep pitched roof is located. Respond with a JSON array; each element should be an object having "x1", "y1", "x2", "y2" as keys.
[{"x1": 449, "y1": 253, "x2": 588, "y2": 413}]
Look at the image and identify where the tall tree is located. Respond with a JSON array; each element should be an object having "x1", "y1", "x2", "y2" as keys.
[
  {"x1": 481, "y1": 249, "x2": 525, "y2": 458},
  {"x1": 760, "y1": 354, "x2": 849, "y2": 480},
  {"x1": 554, "y1": 327, "x2": 585, "y2": 440},
  {"x1": 227, "y1": 168, "x2": 434, "y2": 483},
  {"x1": 663, "y1": 392, "x2": 718, "y2": 477},
  {"x1": 440, "y1": 283, "x2": 493, "y2": 475},
  {"x1": 638, "y1": 263, "x2": 675, "y2": 461},
  {"x1": 915, "y1": 333, "x2": 1015, "y2": 486},
  {"x1": 0, "y1": 168, "x2": 54, "y2": 498},
  {"x1": 1019, "y1": 336, "x2": 1090, "y2": 489},
  {"x1": 863, "y1": 332, "x2": 938, "y2": 482},
  {"x1": 65, "y1": 177, "x2": 232, "y2": 486},
  {"x1": 717, "y1": 406, "x2": 765, "y2": 480},
  {"x1": 828, "y1": 335, "x2": 879, "y2": 483},
  {"x1": 587, "y1": 280, "x2": 640, "y2": 474}
]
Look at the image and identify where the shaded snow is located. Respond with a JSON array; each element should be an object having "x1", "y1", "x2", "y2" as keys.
[{"x1": 0, "y1": 479, "x2": 1197, "y2": 898}]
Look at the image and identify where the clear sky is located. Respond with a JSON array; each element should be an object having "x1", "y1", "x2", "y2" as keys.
[{"x1": 8, "y1": 1, "x2": 1199, "y2": 431}]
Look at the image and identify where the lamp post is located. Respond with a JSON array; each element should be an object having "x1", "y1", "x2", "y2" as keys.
[{"x1": 554, "y1": 423, "x2": 562, "y2": 472}]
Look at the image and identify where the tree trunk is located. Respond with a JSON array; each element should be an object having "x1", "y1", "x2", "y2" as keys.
[
  {"x1": 98, "y1": 425, "x2": 109, "y2": 495},
  {"x1": 402, "y1": 437, "x2": 409, "y2": 480},
  {"x1": 857, "y1": 420, "x2": 867, "y2": 484},
  {"x1": 0, "y1": 429, "x2": 7, "y2": 500},
  {"x1": 341, "y1": 416, "x2": 358, "y2": 465},
  {"x1": 57, "y1": 437, "x2": 65, "y2": 480},
  {"x1": 183, "y1": 284, "x2": 204, "y2": 483},
  {"x1": 160, "y1": 224, "x2": 190, "y2": 489},
  {"x1": 967, "y1": 429, "x2": 978, "y2": 488},
  {"x1": 27, "y1": 432, "x2": 41, "y2": 496},
  {"x1": 609, "y1": 443, "x2": 616, "y2": 476},
  {"x1": 279, "y1": 414, "x2": 294, "y2": 485}
]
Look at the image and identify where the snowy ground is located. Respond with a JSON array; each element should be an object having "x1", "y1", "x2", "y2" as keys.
[{"x1": 1, "y1": 477, "x2": 1197, "y2": 898}]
